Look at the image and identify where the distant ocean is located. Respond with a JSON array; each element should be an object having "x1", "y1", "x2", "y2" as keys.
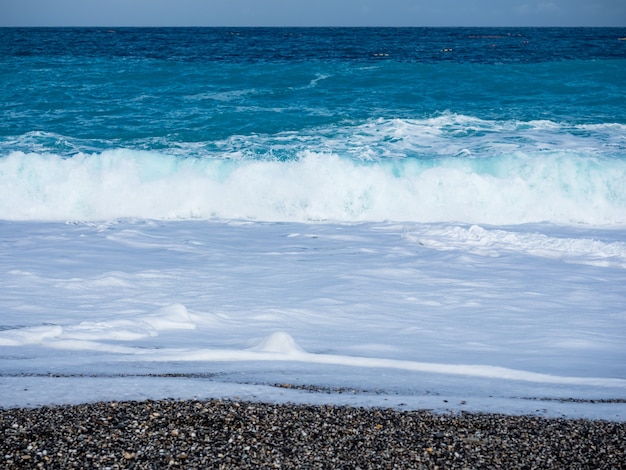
[
  {"x1": 1, "y1": 27, "x2": 625, "y2": 224},
  {"x1": 1, "y1": 28, "x2": 626, "y2": 417}
]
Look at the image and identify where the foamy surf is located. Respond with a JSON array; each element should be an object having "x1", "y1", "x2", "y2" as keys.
[{"x1": 2, "y1": 117, "x2": 625, "y2": 225}]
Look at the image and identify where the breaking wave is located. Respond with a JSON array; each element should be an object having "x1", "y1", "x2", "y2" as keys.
[{"x1": 1, "y1": 116, "x2": 625, "y2": 225}]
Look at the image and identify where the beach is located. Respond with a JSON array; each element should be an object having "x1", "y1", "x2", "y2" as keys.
[{"x1": 2, "y1": 399, "x2": 625, "y2": 469}]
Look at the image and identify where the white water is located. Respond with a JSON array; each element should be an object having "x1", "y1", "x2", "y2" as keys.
[
  {"x1": 2, "y1": 116, "x2": 625, "y2": 225},
  {"x1": 2, "y1": 150, "x2": 625, "y2": 225},
  {"x1": 1, "y1": 219, "x2": 625, "y2": 420}
]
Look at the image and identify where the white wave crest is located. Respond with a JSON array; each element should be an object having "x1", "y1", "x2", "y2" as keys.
[{"x1": 1, "y1": 147, "x2": 625, "y2": 225}]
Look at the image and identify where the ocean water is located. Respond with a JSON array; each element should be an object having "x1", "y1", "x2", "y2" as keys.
[{"x1": 1, "y1": 28, "x2": 626, "y2": 419}]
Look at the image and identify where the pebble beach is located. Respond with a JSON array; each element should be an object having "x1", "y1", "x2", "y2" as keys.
[{"x1": 2, "y1": 399, "x2": 625, "y2": 469}]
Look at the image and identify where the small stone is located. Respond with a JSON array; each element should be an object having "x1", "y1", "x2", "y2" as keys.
[{"x1": 0, "y1": 399, "x2": 624, "y2": 468}]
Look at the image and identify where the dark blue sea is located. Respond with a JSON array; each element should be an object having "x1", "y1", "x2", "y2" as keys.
[{"x1": 1, "y1": 27, "x2": 625, "y2": 223}]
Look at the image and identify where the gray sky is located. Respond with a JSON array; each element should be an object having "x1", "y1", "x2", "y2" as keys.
[{"x1": 2, "y1": 0, "x2": 625, "y2": 27}]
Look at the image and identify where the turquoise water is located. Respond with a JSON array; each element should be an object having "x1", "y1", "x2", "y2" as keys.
[{"x1": 1, "y1": 27, "x2": 626, "y2": 224}]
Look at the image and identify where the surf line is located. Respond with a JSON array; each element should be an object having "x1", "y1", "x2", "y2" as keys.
[{"x1": 109, "y1": 332, "x2": 626, "y2": 388}]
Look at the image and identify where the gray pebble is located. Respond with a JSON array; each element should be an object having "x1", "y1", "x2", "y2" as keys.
[{"x1": 1, "y1": 399, "x2": 624, "y2": 468}]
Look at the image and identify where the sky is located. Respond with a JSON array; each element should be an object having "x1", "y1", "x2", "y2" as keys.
[{"x1": 1, "y1": 0, "x2": 625, "y2": 27}]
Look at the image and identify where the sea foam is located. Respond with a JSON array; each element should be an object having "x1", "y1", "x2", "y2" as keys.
[
  {"x1": 1, "y1": 148, "x2": 624, "y2": 225},
  {"x1": 2, "y1": 116, "x2": 625, "y2": 225}
]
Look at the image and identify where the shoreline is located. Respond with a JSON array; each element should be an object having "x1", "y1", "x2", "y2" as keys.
[{"x1": 2, "y1": 399, "x2": 624, "y2": 468}]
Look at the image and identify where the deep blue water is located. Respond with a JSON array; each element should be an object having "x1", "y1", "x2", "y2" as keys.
[{"x1": 1, "y1": 28, "x2": 625, "y2": 224}]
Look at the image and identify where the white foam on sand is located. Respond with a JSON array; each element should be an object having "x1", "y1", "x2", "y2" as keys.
[{"x1": 1, "y1": 220, "x2": 625, "y2": 420}]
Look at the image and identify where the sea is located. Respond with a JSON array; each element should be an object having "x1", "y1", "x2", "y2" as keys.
[{"x1": 1, "y1": 28, "x2": 626, "y2": 419}]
